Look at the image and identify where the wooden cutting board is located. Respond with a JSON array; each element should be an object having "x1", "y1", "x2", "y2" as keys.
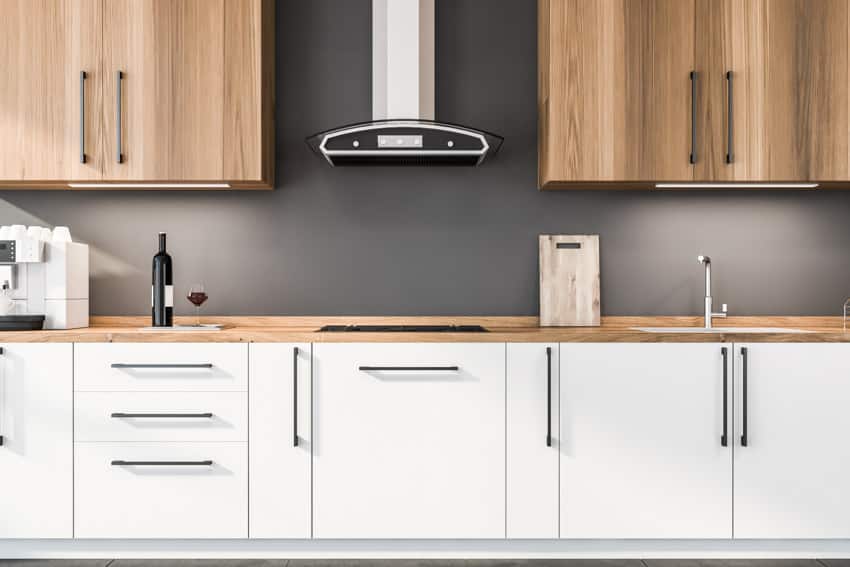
[{"x1": 539, "y1": 235, "x2": 600, "y2": 327}]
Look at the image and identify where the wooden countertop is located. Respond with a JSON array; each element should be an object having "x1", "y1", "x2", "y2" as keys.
[{"x1": 2, "y1": 315, "x2": 849, "y2": 343}]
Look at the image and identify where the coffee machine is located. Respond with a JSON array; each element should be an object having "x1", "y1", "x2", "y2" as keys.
[{"x1": 0, "y1": 225, "x2": 89, "y2": 330}]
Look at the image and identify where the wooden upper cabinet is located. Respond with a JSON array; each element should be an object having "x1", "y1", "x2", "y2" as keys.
[
  {"x1": 539, "y1": 0, "x2": 697, "y2": 187},
  {"x1": 102, "y1": 0, "x2": 274, "y2": 186},
  {"x1": 0, "y1": 0, "x2": 273, "y2": 189},
  {"x1": 0, "y1": 0, "x2": 102, "y2": 184},
  {"x1": 763, "y1": 0, "x2": 849, "y2": 181},
  {"x1": 694, "y1": 0, "x2": 768, "y2": 181},
  {"x1": 541, "y1": 0, "x2": 850, "y2": 187}
]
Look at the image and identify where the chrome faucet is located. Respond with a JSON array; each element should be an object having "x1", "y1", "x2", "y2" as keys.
[{"x1": 697, "y1": 255, "x2": 728, "y2": 328}]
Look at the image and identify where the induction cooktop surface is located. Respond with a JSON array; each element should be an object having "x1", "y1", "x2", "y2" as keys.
[{"x1": 317, "y1": 325, "x2": 488, "y2": 333}]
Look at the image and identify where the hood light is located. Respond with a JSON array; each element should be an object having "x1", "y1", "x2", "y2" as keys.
[
  {"x1": 68, "y1": 183, "x2": 231, "y2": 189},
  {"x1": 654, "y1": 183, "x2": 819, "y2": 189}
]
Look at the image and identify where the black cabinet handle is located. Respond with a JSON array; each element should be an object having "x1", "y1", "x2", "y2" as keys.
[
  {"x1": 690, "y1": 70, "x2": 697, "y2": 165},
  {"x1": 725, "y1": 71, "x2": 733, "y2": 164},
  {"x1": 111, "y1": 412, "x2": 213, "y2": 419},
  {"x1": 741, "y1": 346, "x2": 749, "y2": 447},
  {"x1": 359, "y1": 366, "x2": 459, "y2": 372},
  {"x1": 111, "y1": 363, "x2": 213, "y2": 369},
  {"x1": 546, "y1": 346, "x2": 553, "y2": 447},
  {"x1": 293, "y1": 346, "x2": 299, "y2": 447},
  {"x1": 111, "y1": 460, "x2": 213, "y2": 467},
  {"x1": 721, "y1": 347, "x2": 728, "y2": 447},
  {"x1": 80, "y1": 71, "x2": 87, "y2": 164},
  {"x1": 116, "y1": 70, "x2": 124, "y2": 164}
]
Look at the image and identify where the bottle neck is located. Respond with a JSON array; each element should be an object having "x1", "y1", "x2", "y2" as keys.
[{"x1": 158, "y1": 233, "x2": 167, "y2": 253}]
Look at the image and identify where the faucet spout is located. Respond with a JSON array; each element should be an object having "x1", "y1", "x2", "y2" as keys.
[{"x1": 697, "y1": 255, "x2": 726, "y2": 328}]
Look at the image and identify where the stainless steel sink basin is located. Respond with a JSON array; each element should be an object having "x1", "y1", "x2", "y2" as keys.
[{"x1": 632, "y1": 326, "x2": 813, "y2": 334}]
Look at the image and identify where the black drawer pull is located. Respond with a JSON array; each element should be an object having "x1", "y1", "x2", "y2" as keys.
[
  {"x1": 111, "y1": 412, "x2": 213, "y2": 419},
  {"x1": 111, "y1": 363, "x2": 214, "y2": 369},
  {"x1": 359, "y1": 366, "x2": 459, "y2": 372},
  {"x1": 111, "y1": 460, "x2": 213, "y2": 467}
]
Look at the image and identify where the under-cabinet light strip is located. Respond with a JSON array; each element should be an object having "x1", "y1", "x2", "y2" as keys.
[
  {"x1": 655, "y1": 183, "x2": 819, "y2": 189},
  {"x1": 68, "y1": 183, "x2": 231, "y2": 189}
]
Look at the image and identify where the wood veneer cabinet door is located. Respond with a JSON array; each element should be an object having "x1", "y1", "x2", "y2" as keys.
[
  {"x1": 539, "y1": 0, "x2": 696, "y2": 188},
  {"x1": 0, "y1": 0, "x2": 102, "y2": 184},
  {"x1": 102, "y1": 0, "x2": 274, "y2": 186},
  {"x1": 763, "y1": 0, "x2": 849, "y2": 182},
  {"x1": 694, "y1": 0, "x2": 768, "y2": 181}
]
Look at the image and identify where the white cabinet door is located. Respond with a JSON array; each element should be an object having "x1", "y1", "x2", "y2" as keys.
[
  {"x1": 507, "y1": 343, "x2": 559, "y2": 538},
  {"x1": 0, "y1": 343, "x2": 73, "y2": 538},
  {"x1": 734, "y1": 343, "x2": 850, "y2": 538},
  {"x1": 249, "y1": 343, "x2": 312, "y2": 539},
  {"x1": 560, "y1": 343, "x2": 732, "y2": 539},
  {"x1": 313, "y1": 343, "x2": 506, "y2": 539}
]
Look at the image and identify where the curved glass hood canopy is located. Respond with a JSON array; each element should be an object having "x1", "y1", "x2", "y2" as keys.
[{"x1": 306, "y1": 0, "x2": 503, "y2": 166}]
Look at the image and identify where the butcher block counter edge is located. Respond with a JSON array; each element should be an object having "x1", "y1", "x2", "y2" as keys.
[{"x1": 0, "y1": 315, "x2": 848, "y2": 343}]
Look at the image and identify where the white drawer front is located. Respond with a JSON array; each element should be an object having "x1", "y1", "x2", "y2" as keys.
[
  {"x1": 75, "y1": 392, "x2": 247, "y2": 442},
  {"x1": 313, "y1": 343, "x2": 506, "y2": 539},
  {"x1": 74, "y1": 442, "x2": 247, "y2": 539},
  {"x1": 74, "y1": 343, "x2": 248, "y2": 392}
]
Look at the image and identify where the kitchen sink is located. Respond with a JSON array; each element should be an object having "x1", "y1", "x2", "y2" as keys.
[{"x1": 633, "y1": 326, "x2": 813, "y2": 334}]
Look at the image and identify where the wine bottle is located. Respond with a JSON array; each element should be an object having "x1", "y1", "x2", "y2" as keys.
[{"x1": 151, "y1": 232, "x2": 173, "y2": 327}]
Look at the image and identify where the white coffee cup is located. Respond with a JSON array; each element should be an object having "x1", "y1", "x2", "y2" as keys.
[
  {"x1": 10, "y1": 225, "x2": 27, "y2": 240},
  {"x1": 52, "y1": 226, "x2": 72, "y2": 243},
  {"x1": 0, "y1": 226, "x2": 10, "y2": 240}
]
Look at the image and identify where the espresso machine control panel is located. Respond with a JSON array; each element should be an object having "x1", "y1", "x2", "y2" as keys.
[{"x1": 0, "y1": 241, "x2": 16, "y2": 263}]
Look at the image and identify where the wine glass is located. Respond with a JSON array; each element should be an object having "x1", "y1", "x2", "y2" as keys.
[{"x1": 186, "y1": 284, "x2": 208, "y2": 327}]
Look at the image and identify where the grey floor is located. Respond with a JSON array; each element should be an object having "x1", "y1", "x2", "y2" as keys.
[{"x1": 1, "y1": 560, "x2": 850, "y2": 567}]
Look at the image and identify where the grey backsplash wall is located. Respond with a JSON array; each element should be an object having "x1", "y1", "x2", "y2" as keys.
[{"x1": 1, "y1": 0, "x2": 848, "y2": 317}]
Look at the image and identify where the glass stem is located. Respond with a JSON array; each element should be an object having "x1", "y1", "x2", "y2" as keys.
[{"x1": 196, "y1": 306, "x2": 201, "y2": 327}]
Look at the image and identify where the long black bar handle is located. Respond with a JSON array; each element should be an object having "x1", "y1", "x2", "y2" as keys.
[
  {"x1": 111, "y1": 412, "x2": 213, "y2": 419},
  {"x1": 741, "y1": 346, "x2": 749, "y2": 447},
  {"x1": 116, "y1": 71, "x2": 124, "y2": 163},
  {"x1": 111, "y1": 363, "x2": 213, "y2": 369},
  {"x1": 690, "y1": 70, "x2": 697, "y2": 165},
  {"x1": 111, "y1": 460, "x2": 213, "y2": 467},
  {"x1": 726, "y1": 71, "x2": 734, "y2": 164},
  {"x1": 546, "y1": 346, "x2": 552, "y2": 447},
  {"x1": 80, "y1": 71, "x2": 87, "y2": 164},
  {"x1": 293, "y1": 346, "x2": 299, "y2": 447},
  {"x1": 721, "y1": 347, "x2": 728, "y2": 447},
  {"x1": 359, "y1": 366, "x2": 459, "y2": 372}
]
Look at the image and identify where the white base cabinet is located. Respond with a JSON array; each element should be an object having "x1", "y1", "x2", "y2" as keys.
[
  {"x1": 560, "y1": 343, "x2": 733, "y2": 539},
  {"x1": 312, "y1": 343, "x2": 506, "y2": 539},
  {"x1": 0, "y1": 343, "x2": 73, "y2": 539},
  {"x1": 73, "y1": 343, "x2": 249, "y2": 539},
  {"x1": 734, "y1": 343, "x2": 850, "y2": 538},
  {"x1": 507, "y1": 343, "x2": 559, "y2": 539},
  {"x1": 249, "y1": 343, "x2": 312, "y2": 539}
]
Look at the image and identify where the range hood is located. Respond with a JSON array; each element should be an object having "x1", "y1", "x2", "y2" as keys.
[{"x1": 306, "y1": 0, "x2": 503, "y2": 166}]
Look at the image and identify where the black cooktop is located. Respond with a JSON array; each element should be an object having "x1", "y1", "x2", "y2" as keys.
[{"x1": 318, "y1": 325, "x2": 488, "y2": 333}]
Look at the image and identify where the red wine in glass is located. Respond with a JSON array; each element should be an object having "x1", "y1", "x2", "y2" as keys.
[{"x1": 187, "y1": 284, "x2": 208, "y2": 326}]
